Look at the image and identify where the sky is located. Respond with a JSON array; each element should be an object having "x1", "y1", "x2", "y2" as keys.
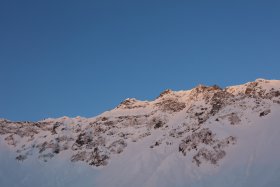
[{"x1": 0, "y1": 0, "x2": 280, "y2": 121}]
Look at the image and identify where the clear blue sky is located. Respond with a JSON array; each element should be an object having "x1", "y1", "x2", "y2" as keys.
[{"x1": 0, "y1": 0, "x2": 279, "y2": 121}]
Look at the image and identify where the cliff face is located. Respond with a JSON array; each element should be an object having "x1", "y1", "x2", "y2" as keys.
[{"x1": 1, "y1": 79, "x2": 280, "y2": 187}]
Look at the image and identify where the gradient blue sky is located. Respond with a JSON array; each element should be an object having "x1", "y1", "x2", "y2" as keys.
[{"x1": 0, "y1": 0, "x2": 280, "y2": 121}]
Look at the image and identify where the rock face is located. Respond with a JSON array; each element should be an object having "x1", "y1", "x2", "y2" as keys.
[{"x1": 0, "y1": 79, "x2": 280, "y2": 168}]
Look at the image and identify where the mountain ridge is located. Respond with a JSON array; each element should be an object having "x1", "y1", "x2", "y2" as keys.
[{"x1": 1, "y1": 78, "x2": 280, "y2": 187}]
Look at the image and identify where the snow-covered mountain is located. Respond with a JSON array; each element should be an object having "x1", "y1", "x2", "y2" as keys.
[{"x1": 1, "y1": 78, "x2": 280, "y2": 187}]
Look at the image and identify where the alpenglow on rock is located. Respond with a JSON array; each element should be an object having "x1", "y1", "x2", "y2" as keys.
[{"x1": 1, "y1": 79, "x2": 280, "y2": 187}]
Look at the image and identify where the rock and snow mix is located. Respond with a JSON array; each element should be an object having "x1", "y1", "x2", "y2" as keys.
[{"x1": 0, "y1": 79, "x2": 280, "y2": 187}]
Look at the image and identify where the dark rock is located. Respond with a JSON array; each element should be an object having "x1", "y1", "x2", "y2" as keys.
[
  {"x1": 260, "y1": 109, "x2": 271, "y2": 117},
  {"x1": 155, "y1": 99, "x2": 186, "y2": 112},
  {"x1": 16, "y1": 154, "x2": 27, "y2": 161}
]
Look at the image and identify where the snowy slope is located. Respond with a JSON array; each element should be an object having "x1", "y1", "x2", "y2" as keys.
[{"x1": 0, "y1": 79, "x2": 280, "y2": 187}]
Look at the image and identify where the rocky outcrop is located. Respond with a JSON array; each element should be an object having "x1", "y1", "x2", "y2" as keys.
[{"x1": 155, "y1": 98, "x2": 186, "y2": 113}]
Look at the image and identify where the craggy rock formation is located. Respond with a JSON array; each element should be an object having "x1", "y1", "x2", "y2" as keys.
[{"x1": 155, "y1": 98, "x2": 186, "y2": 113}]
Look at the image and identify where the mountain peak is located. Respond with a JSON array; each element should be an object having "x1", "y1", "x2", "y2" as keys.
[{"x1": 157, "y1": 89, "x2": 173, "y2": 98}]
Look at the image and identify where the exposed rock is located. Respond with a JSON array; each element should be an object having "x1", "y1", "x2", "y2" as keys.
[
  {"x1": 157, "y1": 89, "x2": 173, "y2": 98},
  {"x1": 108, "y1": 139, "x2": 127, "y2": 154},
  {"x1": 88, "y1": 148, "x2": 109, "y2": 167},
  {"x1": 179, "y1": 128, "x2": 215, "y2": 156},
  {"x1": 117, "y1": 98, "x2": 148, "y2": 109},
  {"x1": 71, "y1": 151, "x2": 87, "y2": 162},
  {"x1": 74, "y1": 132, "x2": 93, "y2": 148},
  {"x1": 16, "y1": 154, "x2": 27, "y2": 161},
  {"x1": 155, "y1": 98, "x2": 186, "y2": 112},
  {"x1": 193, "y1": 148, "x2": 226, "y2": 166},
  {"x1": 260, "y1": 109, "x2": 271, "y2": 117},
  {"x1": 5, "y1": 134, "x2": 17, "y2": 146},
  {"x1": 193, "y1": 136, "x2": 236, "y2": 166},
  {"x1": 218, "y1": 113, "x2": 241, "y2": 125}
]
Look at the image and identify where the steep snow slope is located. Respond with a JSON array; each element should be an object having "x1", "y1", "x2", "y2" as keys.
[
  {"x1": 0, "y1": 79, "x2": 280, "y2": 187},
  {"x1": 96, "y1": 104, "x2": 280, "y2": 187}
]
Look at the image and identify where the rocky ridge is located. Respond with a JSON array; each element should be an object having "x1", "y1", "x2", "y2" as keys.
[{"x1": 0, "y1": 79, "x2": 280, "y2": 167}]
